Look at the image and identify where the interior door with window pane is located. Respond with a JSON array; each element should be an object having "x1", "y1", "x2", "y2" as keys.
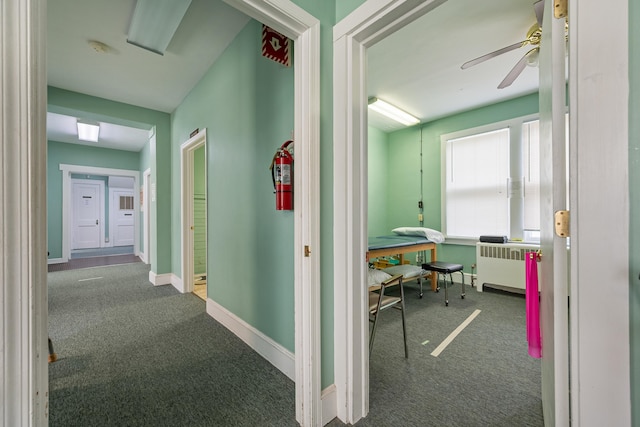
[
  {"x1": 112, "y1": 189, "x2": 135, "y2": 247},
  {"x1": 537, "y1": 0, "x2": 569, "y2": 424}
]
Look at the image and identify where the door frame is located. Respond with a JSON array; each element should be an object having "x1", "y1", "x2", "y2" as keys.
[
  {"x1": 142, "y1": 168, "x2": 151, "y2": 264},
  {"x1": 60, "y1": 164, "x2": 140, "y2": 262},
  {"x1": 333, "y1": 1, "x2": 448, "y2": 421},
  {"x1": 71, "y1": 178, "x2": 105, "y2": 250},
  {"x1": 333, "y1": 0, "x2": 630, "y2": 425},
  {"x1": 180, "y1": 130, "x2": 206, "y2": 294}
]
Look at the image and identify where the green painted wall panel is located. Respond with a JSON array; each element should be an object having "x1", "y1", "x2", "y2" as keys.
[
  {"x1": 368, "y1": 126, "x2": 389, "y2": 236},
  {"x1": 172, "y1": 20, "x2": 295, "y2": 350},
  {"x1": 335, "y1": 0, "x2": 366, "y2": 21},
  {"x1": 381, "y1": 93, "x2": 540, "y2": 273},
  {"x1": 193, "y1": 146, "x2": 206, "y2": 276}
]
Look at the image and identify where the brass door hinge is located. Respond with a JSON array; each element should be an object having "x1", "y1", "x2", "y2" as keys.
[
  {"x1": 554, "y1": 210, "x2": 570, "y2": 237},
  {"x1": 554, "y1": 0, "x2": 568, "y2": 19},
  {"x1": 304, "y1": 245, "x2": 311, "y2": 257}
]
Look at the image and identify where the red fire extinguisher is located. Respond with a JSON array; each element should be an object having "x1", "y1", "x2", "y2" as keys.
[{"x1": 270, "y1": 140, "x2": 293, "y2": 210}]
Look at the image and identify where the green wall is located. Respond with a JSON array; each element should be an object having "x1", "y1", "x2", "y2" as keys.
[
  {"x1": 48, "y1": 87, "x2": 171, "y2": 274},
  {"x1": 171, "y1": 20, "x2": 296, "y2": 350},
  {"x1": 193, "y1": 146, "x2": 206, "y2": 275},
  {"x1": 170, "y1": 0, "x2": 339, "y2": 387},
  {"x1": 629, "y1": 0, "x2": 639, "y2": 422},
  {"x1": 368, "y1": 126, "x2": 389, "y2": 236},
  {"x1": 372, "y1": 92, "x2": 540, "y2": 273},
  {"x1": 47, "y1": 141, "x2": 140, "y2": 258}
]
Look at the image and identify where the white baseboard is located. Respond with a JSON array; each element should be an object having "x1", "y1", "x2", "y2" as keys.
[
  {"x1": 47, "y1": 258, "x2": 65, "y2": 265},
  {"x1": 138, "y1": 250, "x2": 146, "y2": 264},
  {"x1": 206, "y1": 297, "x2": 295, "y2": 381},
  {"x1": 321, "y1": 384, "x2": 337, "y2": 426},
  {"x1": 171, "y1": 274, "x2": 184, "y2": 293},
  {"x1": 149, "y1": 271, "x2": 172, "y2": 287}
]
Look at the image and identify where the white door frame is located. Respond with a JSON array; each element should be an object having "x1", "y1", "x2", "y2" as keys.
[
  {"x1": 142, "y1": 168, "x2": 151, "y2": 264},
  {"x1": 333, "y1": 0, "x2": 630, "y2": 425},
  {"x1": 568, "y1": 0, "x2": 630, "y2": 424},
  {"x1": 1, "y1": 0, "x2": 48, "y2": 422},
  {"x1": 71, "y1": 178, "x2": 105, "y2": 250},
  {"x1": 538, "y1": 1, "x2": 570, "y2": 422},
  {"x1": 332, "y1": 1, "x2": 448, "y2": 422},
  {"x1": 60, "y1": 164, "x2": 140, "y2": 262},
  {"x1": 180, "y1": 130, "x2": 206, "y2": 294}
]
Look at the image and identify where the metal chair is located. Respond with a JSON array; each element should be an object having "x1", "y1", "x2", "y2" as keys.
[
  {"x1": 368, "y1": 274, "x2": 408, "y2": 358},
  {"x1": 422, "y1": 261, "x2": 465, "y2": 306}
]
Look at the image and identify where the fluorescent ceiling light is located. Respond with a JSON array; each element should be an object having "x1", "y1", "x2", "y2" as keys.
[
  {"x1": 77, "y1": 121, "x2": 100, "y2": 142},
  {"x1": 368, "y1": 97, "x2": 420, "y2": 126},
  {"x1": 127, "y1": 0, "x2": 193, "y2": 55}
]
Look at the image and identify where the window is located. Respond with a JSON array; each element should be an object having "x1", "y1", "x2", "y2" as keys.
[
  {"x1": 442, "y1": 114, "x2": 558, "y2": 243},
  {"x1": 445, "y1": 128, "x2": 510, "y2": 238}
]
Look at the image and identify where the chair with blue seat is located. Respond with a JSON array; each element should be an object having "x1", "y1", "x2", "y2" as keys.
[{"x1": 421, "y1": 261, "x2": 465, "y2": 306}]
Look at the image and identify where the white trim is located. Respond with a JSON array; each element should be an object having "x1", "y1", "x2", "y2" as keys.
[
  {"x1": 48, "y1": 258, "x2": 66, "y2": 265},
  {"x1": 1, "y1": 0, "x2": 48, "y2": 423},
  {"x1": 148, "y1": 271, "x2": 173, "y2": 287},
  {"x1": 60, "y1": 164, "x2": 140, "y2": 262},
  {"x1": 71, "y1": 178, "x2": 105, "y2": 250},
  {"x1": 568, "y1": 0, "x2": 630, "y2": 424},
  {"x1": 142, "y1": 168, "x2": 151, "y2": 264},
  {"x1": 223, "y1": 1, "x2": 321, "y2": 425},
  {"x1": 180, "y1": 130, "x2": 206, "y2": 296},
  {"x1": 321, "y1": 385, "x2": 337, "y2": 426},
  {"x1": 206, "y1": 298, "x2": 295, "y2": 380},
  {"x1": 332, "y1": 1, "x2": 446, "y2": 423}
]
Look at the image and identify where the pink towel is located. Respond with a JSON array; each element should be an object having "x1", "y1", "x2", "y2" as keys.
[{"x1": 525, "y1": 252, "x2": 542, "y2": 358}]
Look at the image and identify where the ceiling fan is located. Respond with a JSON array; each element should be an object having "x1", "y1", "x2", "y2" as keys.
[{"x1": 461, "y1": 0, "x2": 544, "y2": 89}]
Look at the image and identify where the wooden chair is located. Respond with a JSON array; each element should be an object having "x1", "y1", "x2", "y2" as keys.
[{"x1": 369, "y1": 274, "x2": 408, "y2": 358}]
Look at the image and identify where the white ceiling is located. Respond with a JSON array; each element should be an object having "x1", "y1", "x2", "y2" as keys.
[
  {"x1": 367, "y1": 0, "x2": 541, "y2": 132},
  {"x1": 47, "y1": 0, "x2": 542, "y2": 149}
]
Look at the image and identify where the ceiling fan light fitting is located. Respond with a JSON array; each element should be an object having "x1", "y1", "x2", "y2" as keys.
[{"x1": 526, "y1": 48, "x2": 540, "y2": 67}]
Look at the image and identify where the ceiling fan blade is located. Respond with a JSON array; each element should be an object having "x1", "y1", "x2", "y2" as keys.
[
  {"x1": 497, "y1": 52, "x2": 529, "y2": 89},
  {"x1": 461, "y1": 41, "x2": 526, "y2": 70},
  {"x1": 534, "y1": 0, "x2": 544, "y2": 27}
]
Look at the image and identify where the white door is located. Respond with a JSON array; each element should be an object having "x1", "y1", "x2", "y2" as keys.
[
  {"x1": 112, "y1": 189, "x2": 135, "y2": 246},
  {"x1": 537, "y1": 1, "x2": 569, "y2": 425},
  {"x1": 72, "y1": 181, "x2": 102, "y2": 249}
]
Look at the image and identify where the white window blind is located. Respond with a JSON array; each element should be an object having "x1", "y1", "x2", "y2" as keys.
[
  {"x1": 445, "y1": 128, "x2": 510, "y2": 238},
  {"x1": 523, "y1": 120, "x2": 540, "y2": 231}
]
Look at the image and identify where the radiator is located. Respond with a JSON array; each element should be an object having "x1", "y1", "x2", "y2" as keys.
[{"x1": 476, "y1": 242, "x2": 539, "y2": 293}]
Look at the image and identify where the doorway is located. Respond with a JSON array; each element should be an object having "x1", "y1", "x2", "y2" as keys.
[
  {"x1": 180, "y1": 130, "x2": 207, "y2": 296},
  {"x1": 60, "y1": 164, "x2": 140, "y2": 263},
  {"x1": 334, "y1": 0, "x2": 578, "y2": 424}
]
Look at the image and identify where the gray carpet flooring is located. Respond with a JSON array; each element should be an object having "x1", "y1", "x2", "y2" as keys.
[
  {"x1": 49, "y1": 264, "x2": 543, "y2": 426},
  {"x1": 48, "y1": 263, "x2": 296, "y2": 426},
  {"x1": 328, "y1": 280, "x2": 544, "y2": 427}
]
